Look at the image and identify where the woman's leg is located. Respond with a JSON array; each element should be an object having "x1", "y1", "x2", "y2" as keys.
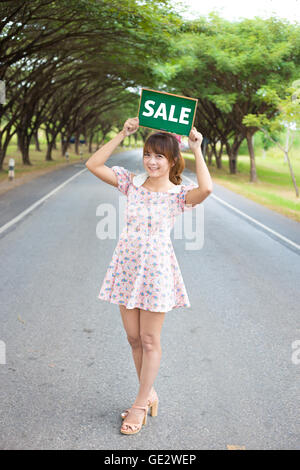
[
  {"x1": 134, "y1": 309, "x2": 165, "y2": 406},
  {"x1": 121, "y1": 308, "x2": 165, "y2": 431},
  {"x1": 119, "y1": 305, "x2": 142, "y2": 379},
  {"x1": 119, "y1": 305, "x2": 158, "y2": 402}
]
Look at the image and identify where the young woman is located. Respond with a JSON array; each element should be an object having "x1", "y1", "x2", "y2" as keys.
[{"x1": 85, "y1": 117, "x2": 213, "y2": 435}]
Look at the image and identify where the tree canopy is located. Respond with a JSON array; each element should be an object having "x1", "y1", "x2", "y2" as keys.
[{"x1": 0, "y1": 2, "x2": 299, "y2": 179}]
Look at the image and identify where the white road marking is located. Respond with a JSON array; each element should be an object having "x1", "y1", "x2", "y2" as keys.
[
  {"x1": 0, "y1": 168, "x2": 87, "y2": 235},
  {"x1": 183, "y1": 175, "x2": 300, "y2": 252},
  {"x1": 1, "y1": 167, "x2": 299, "y2": 254}
]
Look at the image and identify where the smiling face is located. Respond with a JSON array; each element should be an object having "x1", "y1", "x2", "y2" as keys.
[
  {"x1": 143, "y1": 150, "x2": 172, "y2": 177},
  {"x1": 143, "y1": 132, "x2": 179, "y2": 178}
]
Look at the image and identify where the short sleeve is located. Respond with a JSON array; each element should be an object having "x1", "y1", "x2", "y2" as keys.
[
  {"x1": 111, "y1": 165, "x2": 132, "y2": 196},
  {"x1": 177, "y1": 183, "x2": 199, "y2": 212}
]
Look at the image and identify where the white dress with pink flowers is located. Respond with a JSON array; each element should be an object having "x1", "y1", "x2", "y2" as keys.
[{"x1": 98, "y1": 165, "x2": 198, "y2": 313}]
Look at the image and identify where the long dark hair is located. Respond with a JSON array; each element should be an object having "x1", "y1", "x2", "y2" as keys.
[{"x1": 143, "y1": 132, "x2": 185, "y2": 185}]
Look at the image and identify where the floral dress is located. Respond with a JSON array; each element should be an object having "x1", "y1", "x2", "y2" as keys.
[{"x1": 98, "y1": 165, "x2": 198, "y2": 313}]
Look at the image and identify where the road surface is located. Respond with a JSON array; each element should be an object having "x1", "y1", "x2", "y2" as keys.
[{"x1": 0, "y1": 149, "x2": 299, "y2": 450}]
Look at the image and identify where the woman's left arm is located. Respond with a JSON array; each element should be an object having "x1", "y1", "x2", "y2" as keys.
[{"x1": 185, "y1": 127, "x2": 213, "y2": 206}]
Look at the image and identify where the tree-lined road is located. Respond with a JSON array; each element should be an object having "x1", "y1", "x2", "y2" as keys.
[{"x1": 0, "y1": 149, "x2": 299, "y2": 450}]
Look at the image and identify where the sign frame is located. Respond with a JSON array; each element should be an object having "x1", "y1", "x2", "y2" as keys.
[{"x1": 137, "y1": 88, "x2": 198, "y2": 137}]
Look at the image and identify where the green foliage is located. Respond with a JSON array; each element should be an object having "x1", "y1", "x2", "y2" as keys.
[
  {"x1": 1, "y1": 2, "x2": 300, "y2": 173},
  {"x1": 243, "y1": 82, "x2": 300, "y2": 133},
  {"x1": 152, "y1": 13, "x2": 300, "y2": 157}
]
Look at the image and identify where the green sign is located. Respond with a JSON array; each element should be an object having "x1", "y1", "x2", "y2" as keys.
[{"x1": 138, "y1": 88, "x2": 198, "y2": 137}]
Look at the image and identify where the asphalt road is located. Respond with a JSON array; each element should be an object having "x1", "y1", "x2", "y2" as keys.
[{"x1": 0, "y1": 148, "x2": 299, "y2": 450}]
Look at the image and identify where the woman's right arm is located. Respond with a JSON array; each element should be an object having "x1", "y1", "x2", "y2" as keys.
[
  {"x1": 85, "y1": 130, "x2": 125, "y2": 188},
  {"x1": 85, "y1": 117, "x2": 139, "y2": 188}
]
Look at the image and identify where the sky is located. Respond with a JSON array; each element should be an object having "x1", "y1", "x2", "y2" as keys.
[{"x1": 176, "y1": 0, "x2": 300, "y2": 23}]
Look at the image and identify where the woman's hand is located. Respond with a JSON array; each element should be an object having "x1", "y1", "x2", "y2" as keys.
[
  {"x1": 188, "y1": 127, "x2": 203, "y2": 152},
  {"x1": 122, "y1": 117, "x2": 139, "y2": 137}
]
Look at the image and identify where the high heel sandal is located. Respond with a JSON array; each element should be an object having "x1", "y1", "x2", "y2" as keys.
[
  {"x1": 121, "y1": 391, "x2": 159, "y2": 419},
  {"x1": 120, "y1": 405, "x2": 148, "y2": 435}
]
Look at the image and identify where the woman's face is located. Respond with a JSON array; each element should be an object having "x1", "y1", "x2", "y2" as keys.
[{"x1": 143, "y1": 149, "x2": 172, "y2": 177}]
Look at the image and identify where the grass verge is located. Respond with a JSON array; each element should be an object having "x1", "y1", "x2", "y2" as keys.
[
  {"x1": 183, "y1": 152, "x2": 300, "y2": 223},
  {"x1": 0, "y1": 143, "x2": 135, "y2": 195}
]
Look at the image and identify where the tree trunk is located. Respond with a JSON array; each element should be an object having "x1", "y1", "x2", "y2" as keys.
[
  {"x1": 60, "y1": 133, "x2": 64, "y2": 153},
  {"x1": 61, "y1": 137, "x2": 69, "y2": 156},
  {"x1": 206, "y1": 146, "x2": 213, "y2": 165},
  {"x1": 0, "y1": 127, "x2": 16, "y2": 170},
  {"x1": 201, "y1": 137, "x2": 208, "y2": 159},
  {"x1": 226, "y1": 136, "x2": 243, "y2": 174},
  {"x1": 34, "y1": 130, "x2": 41, "y2": 151},
  {"x1": 285, "y1": 150, "x2": 299, "y2": 197},
  {"x1": 45, "y1": 141, "x2": 54, "y2": 161},
  {"x1": 75, "y1": 131, "x2": 80, "y2": 155},
  {"x1": 45, "y1": 130, "x2": 54, "y2": 161},
  {"x1": 246, "y1": 131, "x2": 257, "y2": 183},
  {"x1": 17, "y1": 129, "x2": 22, "y2": 151},
  {"x1": 214, "y1": 142, "x2": 223, "y2": 169},
  {"x1": 22, "y1": 145, "x2": 31, "y2": 165},
  {"x1": 284, "y1": 128, "x2": 289, "y2": 163},
  {"x1": 19, "y1": 131, "x2": 32, "y2": 165},
  {"x1": 61, "y1": 133, "x2": 71, "y2": 155},
  {"x1": 88, "y1": 133, "x2": 94, "y2": 153},
  {"x1": 0, "y1": 147, "x2": 5, "y2": 171}
]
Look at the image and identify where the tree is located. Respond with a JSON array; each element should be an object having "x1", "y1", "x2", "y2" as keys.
[
  {"x1": 0, "y1": 0, "x2": 180, "y2": 168},
  {"x1": 243, "y1": 81, "x2": 300, "y2": 197},
  {"x1": 151, "y1": 14, "x2": 300, "y2": 180}
]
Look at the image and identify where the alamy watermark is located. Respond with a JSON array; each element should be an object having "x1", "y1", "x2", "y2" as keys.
[
  {"x1": 0, "y1": 340, "x2": 6, "y2": 365},
  {"x1": 96, "y1": 195, "x2": 204, "y2": 250},
  {"x1": 291, "y1": 340, "x2": 300, "y2": 365}
]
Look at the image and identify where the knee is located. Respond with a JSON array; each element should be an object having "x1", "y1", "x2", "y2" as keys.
[
  {"x1": 140, "y1": 332, "x2": 161, "y2": 353},
  {"x1": 126, "y1": 334, "x2": 142, "y2": 349}
]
